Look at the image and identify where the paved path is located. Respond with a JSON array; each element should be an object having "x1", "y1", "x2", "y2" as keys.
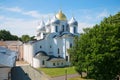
[
  {"x1": 49, "y1": 74, "x2": 80, "y2": 80},
  {"x1": 11, "y1": 65, "x2": 49, "y2": 80}
]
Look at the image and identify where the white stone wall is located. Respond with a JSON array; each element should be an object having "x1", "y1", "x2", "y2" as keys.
[{"x1": 23, "y1": 43, "x2": 34, "y2": 65}]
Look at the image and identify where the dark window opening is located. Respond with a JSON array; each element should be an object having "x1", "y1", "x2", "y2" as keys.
[
  {"x1": 50, "y1": 45, "x2": 52, "y2": 48},
  {"x1": 58, "y1": 55, "x2": 60, "y2": 57},
  {"x1": 62, "y1": 25, "x2": 64, "y2": 31},
  {"x1": 66, "y1": 56, "x2": 68, "y2": 61},
  {"x1": 58, "y1": 48, "x2": 60, "y2": 54},
  {"x1": 40, "y1": 46, "x2": 42, "y2": 48},
  {"x1": 55, "y1": 26, "x2": 58, "y2": 32},
  {"x1": 74, "y1": 27, "x2": 76, "y2": 33},
  {"x1": 53, "y1": 63, "x2": 55, "y2": 66},
  {"x1": 66, "y1": 24, "x2": 69, "y2": 31},
  {"x1": 70, "y1": 43, "x2": 72, "y2": 48},
  {"x1": 61, "y1": 62, "x2": 63, "y2": 65},
  {"x1": 42, "y1": 60, "x2": 45, "y2": 65}
]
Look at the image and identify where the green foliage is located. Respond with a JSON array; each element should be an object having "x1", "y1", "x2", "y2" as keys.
[
  {"x1": 21, "y1": 35, "x2": 31, "y2": 42},
  {"x1": 38, "y1": 67, "x2": 77, "y2": 77},
  {"x1": 0, "y1": 30, "x2": 19, "y2": 40},
  {"x1": 69, "y1": 12, "x2": 120, "y2": 80}
]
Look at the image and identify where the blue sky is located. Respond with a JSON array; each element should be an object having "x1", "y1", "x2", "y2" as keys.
[{"x1": 0, "y1": 0, "x2": 120, "y2": 36}]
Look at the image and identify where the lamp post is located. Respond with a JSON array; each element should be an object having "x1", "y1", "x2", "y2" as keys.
[{"x1": 65, "y1": 68, "x2": 67, "y2": 80}]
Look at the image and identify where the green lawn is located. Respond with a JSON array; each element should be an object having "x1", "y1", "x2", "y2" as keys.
[
  {"x1": 69, "y1": 77, "x2": 84, "y2": 80},
  {"x1": 38, "y1": 66, "x2": 78, "y2": 77},
  {"x1": 69, "y1": 76, "x2": 94, "y2": 80}
]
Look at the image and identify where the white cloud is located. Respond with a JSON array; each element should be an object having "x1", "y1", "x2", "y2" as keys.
[
  {"x1": 0, "y1": 6, "x2": 53, "y2": 18},
  {"x1": 78, "y1": 22, "x2": 94, "y2": 33},
  {"x1": 5, "y1": 7, "x2": 22, "y2": 12},
  {"x1": 0, "y1": 16, "x2": 38, "y2": 37},
  {"x1": 97, "y1": 10, "x2": 109, "y2": 19},
  {"x1": 0, "y1": 16, "x2": 5, "y2": 20}
]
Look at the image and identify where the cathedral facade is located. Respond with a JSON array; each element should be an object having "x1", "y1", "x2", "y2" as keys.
[{"x1": 23, "y1": 10, "x2": 79, "y2": 68}]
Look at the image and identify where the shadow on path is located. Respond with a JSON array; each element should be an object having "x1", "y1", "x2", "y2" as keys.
[{"x1": 11, "y1": 67, "x2": 31, "y2": 80}]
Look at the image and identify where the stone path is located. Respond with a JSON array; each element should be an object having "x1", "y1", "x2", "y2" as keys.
[{"x1": 11, "y1": 65, "x2": 49, "y2": 80}]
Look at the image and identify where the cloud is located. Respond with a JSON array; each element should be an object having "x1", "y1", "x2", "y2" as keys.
[
  {"x1": 0, "y1": 16, "x2": 5, "y2": 20},
  {"x1": 78, "y1": 22, "x2": 94, "y2": 33},
  {"x1": 5, "y1": 7, "x2": 22, "y2": 12},
  {"x1": 0, "y1": 6, "x2": 53, "y2": 18},
  {"x1": 97, "y1": 10, "x2": 109, "y2": 19},
  {"x1": 0, "y1": 16, "x2": 38, "y2": 37}
]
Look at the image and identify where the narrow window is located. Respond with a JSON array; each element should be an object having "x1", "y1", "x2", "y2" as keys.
[
  {"x1": 53, "y1": 63, "x2": 55, "y2": 66},
  {"x1": 40, "y1": 46, "x2": 42, "y2": 48},
  {"x1": 58, "y1": 48, "x2": 60, "y2": 54},
  {"x1": 42, "y1": 60, "x2": 45, "y2": 65},
  {"x1": 62, "y1": 25, "x2": 64, "y2": 31},
  {"x1": 70, "y1": 43, "x2": 72, "y2": 48},
  {"x1": 74, "y1": 27, "x2": 76, "y2": 33},
  {"x1": 61, "y1": 62, "x2": 63, "y2": 65},
  {"x1": 66, "y1": 56, "x2": 68, "y2": 61},
  {"x1": 66, "y1": 24, "x2": 69, "y2": 31},
  {"x1": 50, "y1": 45, "x2": 52, "y2": 48},
  {"x1": 55, "y1": 26, "x2": 58, "y2": 32}
]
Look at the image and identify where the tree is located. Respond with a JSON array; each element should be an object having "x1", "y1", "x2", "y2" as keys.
[
  {"x1": 21, "y1": 35, "x2": 31, "y2": 42},
  {"x1": 0, "y1": 30, "x2": 18, "y2": 40},
  {"x1": 68, "y1": 12, "x2": 120, "y2": 79}
]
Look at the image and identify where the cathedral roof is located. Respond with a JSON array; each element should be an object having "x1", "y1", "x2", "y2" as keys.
[
  {"x1": 37, "y1": 20, "x2": 46, "y2": 32},
  {"x1": 51, "y1": 16, "x2": 60, "y2": 24},
  {"x1": 35, "y1": 51, "x2": 48, "y2": 58},
  {"x1": 69, "y1": 17, "x2": 78, "y2": 26},
  {"x1": 46, "y1": 19, "x2": 51, "y2": 26},
  {"x1": 56, "y1": 10, "x2": 67, "y2": 21},
  {"x1": 47, "y1": 55, "x2": 65, "y2": 61}
]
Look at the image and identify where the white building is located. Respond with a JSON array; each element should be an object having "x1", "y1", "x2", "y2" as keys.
[
  {"x1": 0, "y1": 46, "x2": 17, "y2": 80},
  {"x1": 24, "y1": 10, "x2": 79, "y2": 68}
]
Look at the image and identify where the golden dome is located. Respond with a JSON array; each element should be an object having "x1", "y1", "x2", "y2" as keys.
[{"x1": 56, "y1": 10, "x2": 67, "y2": 21}]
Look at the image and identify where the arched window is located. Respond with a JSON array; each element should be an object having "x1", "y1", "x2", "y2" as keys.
[
  {"x1": 70, "y1": 43, "x2": 72, "y2": 48},
  {"x1": 66, "y1": 24, "x2": 69, "y2": 31},
  {"x1": 42, "y1": 60, "x2": 45, "y2": 65},
  {"x1": 53, "y1": 63, "x2": 55, "y2": 66},
  {"x1": 62, "y1": 25, "x2": 64, "y2": 31},
  {"x1": 55, "y1": 26, "x2": 58, "y2": 32},
  {"x1": 66, "y1": 56, "x2": 68, "y2": 61},
  {"x1": 74, "y1": 27, "x2": 76, "y2": 33},
  {"x1": 50, "y1": 45, "x2": 52, "y2": 48},
  {"x1": 58, "y1": 48, "x2": 60, "y2": 54},
  {"x1": 40, "y1": 45, "x2": 42, "y2": 48}
]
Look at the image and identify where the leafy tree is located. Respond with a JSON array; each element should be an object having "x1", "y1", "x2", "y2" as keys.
[
  {"x1": 0, "y1": 30, "x2": 18, "y2": 40},
  {"x1": 21, "y1": 35, "x2": 31, "y2": 42},
  {"x1": 69, "y1": 12, "x2": 120, "y2": 79}
]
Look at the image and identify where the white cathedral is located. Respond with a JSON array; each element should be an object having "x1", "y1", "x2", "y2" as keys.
[{"x1": 23, "y1": 10, "x2": 79, "y2": 68}]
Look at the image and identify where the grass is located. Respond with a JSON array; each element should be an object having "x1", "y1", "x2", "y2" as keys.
[
  {"x1": 69, "y1": 76, "x2": 94, "y2": 80},
  {"x1": 69, "y1": 76, "x2": 84, "y2": 80},
  {"x1": 38, "y1": 66, "x2": 78, "y2": 77}
]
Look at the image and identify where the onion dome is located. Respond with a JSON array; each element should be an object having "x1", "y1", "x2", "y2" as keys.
[
  {"x1": 56, "y1": 10, "x2": 67, "y2": 21},
  {"x1": 51, "y1": 16, "x2": 60, "y2": 24},
  {"x1": 37, "y1": 20, "x2": 46, "y2": 32},
  {"x1": 69, "y1": 17, "x2": 78, "y2": 26},
  {"x1": 46, "y1": 19, "x2": 51, "y2": 26}
]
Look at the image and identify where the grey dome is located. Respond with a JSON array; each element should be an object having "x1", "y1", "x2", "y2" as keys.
[
  {"x1": 35, "y1": 51, "x2": 48, "y2": 58},
  {"x1": 69, "y1": 17, "x2": 78, "y2": 26},
  {"x1": 37, "y1": 21, "x2": 46, "y2": 32}
]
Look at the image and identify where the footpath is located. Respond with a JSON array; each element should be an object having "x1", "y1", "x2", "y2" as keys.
[{"x1": 12, "y1": 61, "x2": 81, "y2": 80}]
